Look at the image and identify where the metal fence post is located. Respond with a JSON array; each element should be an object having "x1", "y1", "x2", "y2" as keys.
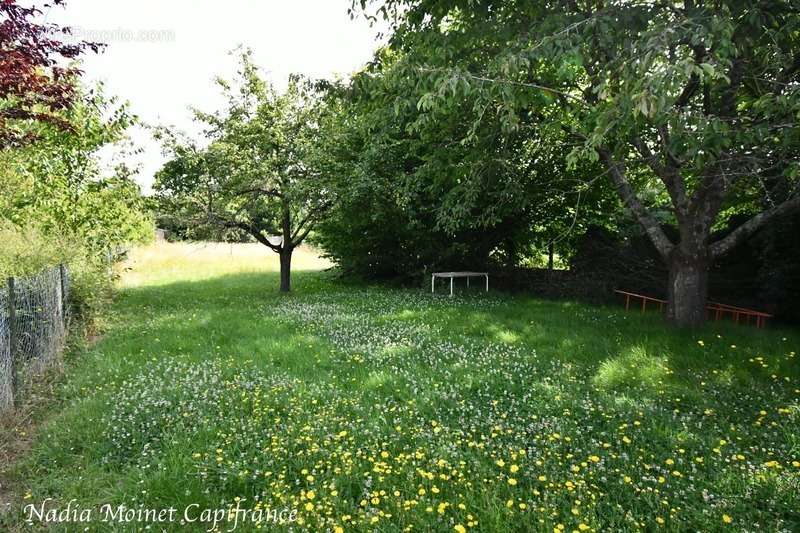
[
  {"x1": 7, "y1": 277, "x2": 18, "y2": 407},
  {"x1": 59, "y1": 263, "x2": 67, "y2": 324}
]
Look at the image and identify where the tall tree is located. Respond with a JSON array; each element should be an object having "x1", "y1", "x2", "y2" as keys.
[
  {"x1": 363, "y1": 0, "x2": 800, "y2": 326},
  {"x1": 1, "y1": 0, "x2": 101, "y2": 148},
  {"x1": 155, "y1": 52, "x2": 331, "y2": 292}
]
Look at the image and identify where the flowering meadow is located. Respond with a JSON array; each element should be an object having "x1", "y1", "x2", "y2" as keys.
[{"x1": 3, "y1": 243, "x2": 799, "y2": 532}]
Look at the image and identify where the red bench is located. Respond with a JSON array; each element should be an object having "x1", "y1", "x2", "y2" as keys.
[
  {"x1": 614, "y1": 290, "x2": 667, "y2": 313},
  {"x1": 614, "y1": 289, "x2": 772, "y2": 328},
  {"x1": 705, "y1": 301, "x2": 772, "y2": 329}
]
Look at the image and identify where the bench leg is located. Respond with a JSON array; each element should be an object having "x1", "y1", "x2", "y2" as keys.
[
  {"x1": 485, "y1": 275, "x2": 488, "y2": 292},
  {"x1": 450, "y1": 277, "x2": 453, "y2": 297},
  {"x1": 431, "y1": 275, "x2": 435, "y2": 294}
]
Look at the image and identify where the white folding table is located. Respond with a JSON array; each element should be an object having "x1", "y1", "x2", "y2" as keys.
[{"x1": 431, "y1": 271, "x2": 489, "y2": 296}]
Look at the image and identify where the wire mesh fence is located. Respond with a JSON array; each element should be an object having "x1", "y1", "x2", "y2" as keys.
[{"x1": 0, "y1": 264, "x2": 69, "y2": 412}]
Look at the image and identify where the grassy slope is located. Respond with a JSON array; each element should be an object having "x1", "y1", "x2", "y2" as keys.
[{"x1": 2, "y1": 242, "x2": 799, "y2": 532}]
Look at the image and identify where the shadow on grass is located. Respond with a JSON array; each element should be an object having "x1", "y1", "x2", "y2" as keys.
[
  {"x1": 408, "y1": 291, "x2": 799, "y2": 404},
  {"x1": 101, "y1": 269, "x2": 800, "y2": 396}
]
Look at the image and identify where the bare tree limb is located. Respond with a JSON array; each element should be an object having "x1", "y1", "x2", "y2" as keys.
[
  {"x1": 289, "y1": 200, "x2": 333, "y2": 244},
  {"x1": 709, "y1": 195, "x2": 800, "y2": 258},
  {"x1": 232, "y1": 186, "x2": 282, "y2": 199},
  {"x1": 597, "y1": 147, "x2": 675, "y2": 258}
]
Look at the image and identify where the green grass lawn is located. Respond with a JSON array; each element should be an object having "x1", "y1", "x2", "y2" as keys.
[{"x1": 2, "y1": 242, "x2": 799, "y2": 532}]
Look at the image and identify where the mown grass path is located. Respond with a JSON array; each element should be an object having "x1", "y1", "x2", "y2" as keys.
[{"x1": 3, "y1": 243, "x2": 799, "y2": 532}]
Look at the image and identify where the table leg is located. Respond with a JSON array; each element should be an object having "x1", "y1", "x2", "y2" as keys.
[
  {"x1": 467, "y1": 277, "x2": 470, "y2": 288},
  {"x1": 485, "y1": 274, "x2": 488, "y2": 292},
  {"x1": 450, "y1": 277, "x2": 453, "y2": 297},
  {"x1": 431, "y1": 275, "x2": 435, "y2": 294}
]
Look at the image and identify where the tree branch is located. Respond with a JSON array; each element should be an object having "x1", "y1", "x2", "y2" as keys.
[
  {"x1": 631, "y1": 133, "x2": 689, "y2": 221},
  {"x1": 709, "y1": 195, "x2": 800, "y2": 258},
  {"x1": 206, "y1": 211, "x2": 282, "y2": 253},
  {"x1": 232, "y1": 186, "x2": 282, "y2": 199},
  {"x1": 246, "y1": 226, "x2": 283, "y2": 253},
  {"x1": 289, "y1": 200, "x2": 333, "y2": 245},
  {"x1": 773, "y1": 53, "x2": 799, "y2": 95},
  {"x1": 597, "y1": 147, "x2": 674, "y2": 258},
  {"x1": 416, "y1": 67, "x2": 587, "y2": 106},
  {"x1": 674, "y1": 44, "x2": 706, "y2": 107}
]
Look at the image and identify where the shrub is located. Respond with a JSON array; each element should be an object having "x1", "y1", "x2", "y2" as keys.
[{"x1": 0, "y1": 222, "x2": 120, "y2": 332}]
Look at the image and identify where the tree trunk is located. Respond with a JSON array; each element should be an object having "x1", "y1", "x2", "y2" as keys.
[
  {"x1": 666, "y1": 248, "x2": 709, "y2": 328},
  {"x1": 279, "y1": 249, "x2": 292, "y2": 293},
  {"x1": 547, "y1": 243, "x2": 554, "y2": 271}
]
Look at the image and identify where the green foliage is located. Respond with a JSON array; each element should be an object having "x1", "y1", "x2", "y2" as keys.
[
  {"x1": 0, "y1": 222, "x2": 72, "y2": 279},
  {"x1": 0, "y1": 84, "x2": 154, "y2": 325},
  {"x1": 0, "y1": 222, "x2": 115, "y2": 327},
  {"x1": 315, "y1": 50, "x2": 620, "y2": 278},
  {"x1": 353, "y1": 0, "x2": 800, "y2": 325},
  {"x1": 373, "y1": 0, "x2": 800, "y2": 192},
  {"x1": 0, "y1": 85, "x2": 153, "y2": 249}
]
